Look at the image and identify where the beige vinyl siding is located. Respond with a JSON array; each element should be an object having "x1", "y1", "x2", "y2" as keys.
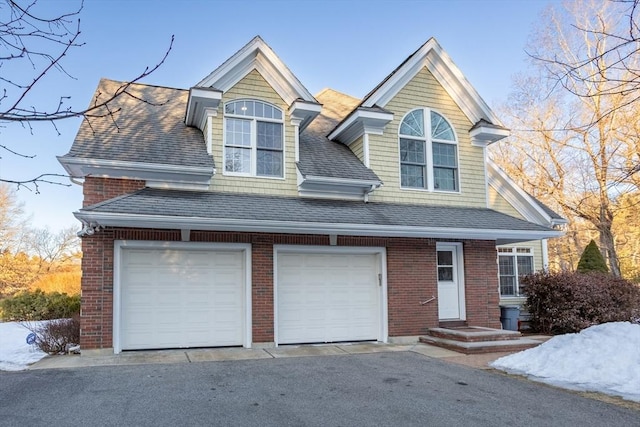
[
  {"x1": 488, "y1": 185, "x2": 526, "y2": 220},
  {"x1": 367, "y1": 67, "x2": 487, "y2": 207},
  {"x1": 208, "y1": 69, "x2": 298, "y2": 196},
  {"x1": 350, "y1": 136, "x2": 364, "y2": 163}
]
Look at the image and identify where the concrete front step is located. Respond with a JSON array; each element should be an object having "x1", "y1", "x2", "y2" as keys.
[
  {"x1": 427, "y1": 326, "x2": 522, "y2": 343},
  {"x1": 419, "y1": 335, "x2": 543, "y2": 355}
]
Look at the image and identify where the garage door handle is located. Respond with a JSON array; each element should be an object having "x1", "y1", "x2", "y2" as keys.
[{"x1": 420, "y1": 296, "x2": 436, "y2": 305}]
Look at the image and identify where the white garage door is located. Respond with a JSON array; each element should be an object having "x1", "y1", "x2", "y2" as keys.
[
  {"x1": 277, "y1": 252, "x2": 380, "y2": 344},
  {"x1": 120, "y1": 248, "x2": 245, "y2": 350}
]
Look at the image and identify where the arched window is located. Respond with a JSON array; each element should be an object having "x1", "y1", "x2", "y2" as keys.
[
  {"x1": 399, "y1": 109, "x2": 458, "y2": 191},
  {"x1": 224, "y1": 99, "x2": 284, "y2": 178}
]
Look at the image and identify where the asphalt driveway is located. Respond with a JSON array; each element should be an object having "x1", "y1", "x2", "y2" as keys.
[{"x1": 0, "y1": 351, "x2": 637, "y2": 426}]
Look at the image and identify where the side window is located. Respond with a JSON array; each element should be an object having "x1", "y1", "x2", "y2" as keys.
[
  {"x1": 224, "y1": 99, "x2": 284, "y2": 178},
  {"x1": 399, "y1": 109, "x2": 458, "y2": 191},
  {"x1": 497, "y1": 247, "x2": 534, "y2": 297}
]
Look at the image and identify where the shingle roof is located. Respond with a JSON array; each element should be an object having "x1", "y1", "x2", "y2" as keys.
[
  {"x1": 61, "y1": 79, "x2": 213, "y2": 169},
  {"x1": 82, "y1": 187, "x2": 554, "y2": 233},
  {"x1": 298, "y1": 89, "x2": 380, "y2": 181}
]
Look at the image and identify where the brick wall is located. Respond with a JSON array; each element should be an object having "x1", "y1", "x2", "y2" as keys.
[
  {"x1": 463, "y1": 240, "x2": 502, "y2": 328},
  {"x1": 80, "y1": 227, "x2": 501, "y2": 350},
  {"x1": 77, "y1": 179, "x2": 502, "y2": 350},
  {"x1": 83, "y1": 177, "x2": 145, "y2": 207}
]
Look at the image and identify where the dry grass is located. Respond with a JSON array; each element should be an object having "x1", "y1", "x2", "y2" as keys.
[{"x1": 29, "y1": 270, "x2": 81, "y2": 295}]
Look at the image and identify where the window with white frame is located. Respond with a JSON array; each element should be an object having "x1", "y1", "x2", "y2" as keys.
[
  {"x1": 399, "y1": 108, "x2": 459, "y2": 191},
  {"x1": 224, "y1": 99, "x2": 284, "y2": 178},
  {"x1": 498, "y1": 247, "x2": 534, "y2": 297}
]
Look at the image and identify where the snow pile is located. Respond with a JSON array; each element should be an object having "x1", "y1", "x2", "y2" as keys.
[
  {"x1": 491, "y1": 322, "x2": 640, "y2": 402},
  {"x1": 0, "y1": 321, "x2": 48, "y2": 371}
]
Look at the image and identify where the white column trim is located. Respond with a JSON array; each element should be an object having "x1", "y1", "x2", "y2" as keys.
[{"x1": 363, "y1": 133, "x2": 370, "y2": 167}]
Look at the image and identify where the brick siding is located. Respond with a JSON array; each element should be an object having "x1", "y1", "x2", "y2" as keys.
[
  {"x1": 78, "y1": 180, "x2": 501, "y2": 350},
  {"x1": 83, "y1": 177, "x2": 145, "y2": 207}
]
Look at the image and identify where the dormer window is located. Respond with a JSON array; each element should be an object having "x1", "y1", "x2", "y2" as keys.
[
  {"x1": 399, "y1": 109, "x2": 459, "y2": 192},
  {"x1": 224, "y1": 99, "x2": 284, "y2": 178}
]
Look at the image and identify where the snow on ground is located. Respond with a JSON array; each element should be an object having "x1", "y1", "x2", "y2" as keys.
[
  {"x1": 0, "y1": 321, "x2": 48, "y2": 371},
  {"x1": 491, "y1": 322, "x2": 640, "y2": 402},
  {"x1": 2, "y1": 320, "x2": 639, "y2": 403}
]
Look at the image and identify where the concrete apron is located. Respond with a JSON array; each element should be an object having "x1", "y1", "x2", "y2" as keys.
[{"x1": 29, "y1": 342, "x2": 499, "y2": 370}]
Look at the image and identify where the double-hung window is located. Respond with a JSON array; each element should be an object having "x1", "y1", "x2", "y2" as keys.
[
  {"x1": 224, "y1": 99, "x2": 284, "y2": 178},
  {"x1": 399, "y1": 108, "x2": 459, "y2": 191},
  {"x1": 498, "y1": 247, "x2": 534, "y2": 297}
]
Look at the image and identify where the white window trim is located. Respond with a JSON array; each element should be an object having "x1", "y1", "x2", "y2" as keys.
[
  {"x1": 497, "y1": 246, "x2": 534, "y2": 297},
  {"x1": 398, "y1": 108, "x2": 461, "y2": 193},
  {"x1": 223, "y1": 99, "x2": 286, "y2": 180}
]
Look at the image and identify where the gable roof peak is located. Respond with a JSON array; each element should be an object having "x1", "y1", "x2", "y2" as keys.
[
  {"x1": 195, "y1": 36, "x2": 317, "y2": 105},
  {"x1": 359, "y1": 36, "x2": 503, "y2": 128}
]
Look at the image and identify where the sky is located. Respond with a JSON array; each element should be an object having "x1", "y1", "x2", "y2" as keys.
[
  {"x1": 0, "y1": 0, "x2": 560, "y2": 233},
  {"x1": 3, "y1": 319, "x2": 639, "y2": 404}
]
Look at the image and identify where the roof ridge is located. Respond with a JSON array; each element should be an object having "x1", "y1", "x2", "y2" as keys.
[{"x1": 98, "y1": 77, "x2": 189, "y2": 93}]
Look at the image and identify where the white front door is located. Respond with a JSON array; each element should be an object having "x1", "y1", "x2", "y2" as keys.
[{"x1": 436, "y1": 243, "x2": 465, "y2": 320}]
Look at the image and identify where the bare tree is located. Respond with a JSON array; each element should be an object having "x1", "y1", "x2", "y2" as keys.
[
  {"x1": 0, "y1": 0, "x2": 173, "y2": 190},
  {"x1": 27, "y1": 225, "x2": 79, "y2": 271},
  {"x1": 0, "y1": 182, "x2": 29, "y2": 252},
  {"x1": 529, "y1": 0, "x2": 640, "y2": 178},
  {"x1": 491, "y1": 0, "x2": 640, "y2": 278}
]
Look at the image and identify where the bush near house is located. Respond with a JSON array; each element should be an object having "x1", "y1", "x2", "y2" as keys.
[
  {"x1": 523, "y1": 271, "x2": 640, "y2": 334},
  {"x1": 0, "y1": 290, "x2": 80, "y2": 322},
  {"x1": 25, "y1": 315, "x2": 81, "y2": 354}
]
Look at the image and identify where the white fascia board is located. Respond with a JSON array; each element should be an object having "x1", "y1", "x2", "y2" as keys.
[
  {"x1": 197, "y1": 36, "x2": 316, "y2": 106},
  {"x1": 486, "y1": 160, "x2": 558, "y2": 226},
  {"x1": 362, "y1": 39, "x2": 438, "y2": 108},
  {"x1": 197, "y1": 36, "x2": 262, "y2": 87},
  {"x1": 75, "y1": 211, "x2": 563, "y2": 242},
  {"x1": 328, "y1": 109, "x2": 394, "y2": 145},
  {"x1": 185, "y1": 88, "x2": 222, "y2": 128},
  {"x1": 362, "y1": 38, "x2": 503, "y2": 128},
  {"x1": 58, "y1": 157, "x2": 214, "y2": 188}
]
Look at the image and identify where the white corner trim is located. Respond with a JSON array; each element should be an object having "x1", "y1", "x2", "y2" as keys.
[{"x1": 363, "y1": 133, "x2": 370, "y2": 167}]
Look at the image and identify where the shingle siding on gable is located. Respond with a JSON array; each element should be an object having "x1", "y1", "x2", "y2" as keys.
[
  {"x1": 367, "y1": 67, "x2": 487, "y2": 207},
  {"x1": 488, "y1": 185, "x2": 525, "y2": 220},
  {"x1": 208, "y1": 69, "x2": 298, "y2": 196},
  {"x1": 350, "y1": 136, "x2": 364, "y2": 163}
]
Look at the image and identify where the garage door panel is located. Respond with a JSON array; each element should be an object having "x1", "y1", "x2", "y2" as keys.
[
  {"x1": 120, "y1": 248, "x2": 245, "y2": 350},
  {"x1": 277, "y1": 251, "x2": 380, "y2": 345}
]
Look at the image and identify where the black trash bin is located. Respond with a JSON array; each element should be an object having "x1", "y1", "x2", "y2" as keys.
[{"x1": 500, "y1": 305, "x2": 520, "y2": 331}]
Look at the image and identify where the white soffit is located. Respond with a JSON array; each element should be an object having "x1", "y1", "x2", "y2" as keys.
[
  {"x1": 361, "y1": 38, "x2": 504, "y2": 128},
  {"x1": 328, "y1": 108, "x2": 394, "y2": 145}
]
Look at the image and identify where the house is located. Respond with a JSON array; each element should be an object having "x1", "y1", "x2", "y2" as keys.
[{"x1": 58, "y1": 36, "x2": 563, "y2": 354}]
